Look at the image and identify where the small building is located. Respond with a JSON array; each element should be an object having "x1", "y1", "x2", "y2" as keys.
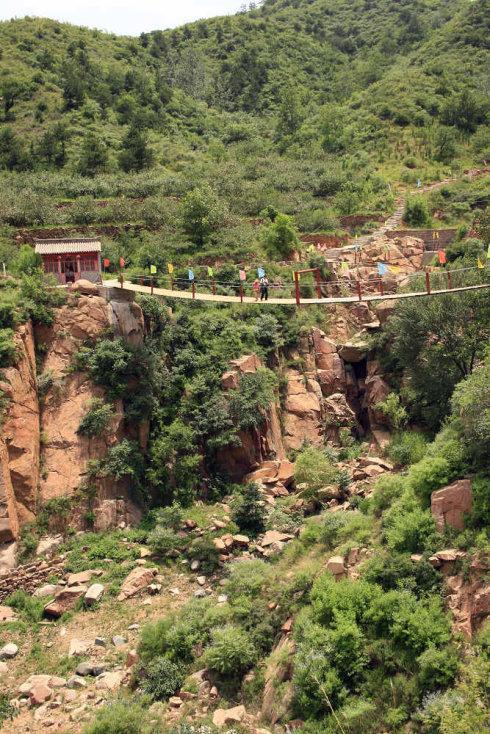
[{"x1": 34, "y1": 238, "x2": 102, "y2": 285}]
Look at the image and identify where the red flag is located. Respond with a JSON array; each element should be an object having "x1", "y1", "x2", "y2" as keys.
[
  {"x1": 119, "y1": 257, "x2": 125, "y2": 268},
  {"x1": 438, "y1": 250, "x2": 446, "y2": 264},
  {"x1": 103, "y1": 258, "x2": 110, "y2": 268}
]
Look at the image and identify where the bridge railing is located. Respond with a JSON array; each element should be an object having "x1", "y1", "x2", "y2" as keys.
[{"x1": 111, "y1": 264, "x2": 489, "y2": 303}]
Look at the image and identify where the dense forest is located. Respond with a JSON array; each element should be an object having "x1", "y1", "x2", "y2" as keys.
[{"x1": 0, "y1": 2, "x2": 489, "y2": 734}]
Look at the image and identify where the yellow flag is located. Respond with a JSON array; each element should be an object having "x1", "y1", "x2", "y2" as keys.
[
  {"x1": 477, "y1": 258, "x2": 485, "y2": 269},
  {"x1": 167, "y1": 263, "x2": 174, "y2": 274},
  {"x1": 150, "y1": 265, "x2": 157, "y2": 274},
  {"x1": 390, "y1": 265, "x2": 401, "y2": 274}
]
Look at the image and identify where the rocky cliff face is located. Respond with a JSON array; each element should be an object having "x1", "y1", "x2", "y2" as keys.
[
  {"x1": 0, "y1": 321, "x2": 40, "y2": 540},
  {"x1": 0, "y1": 288, "x2": 145, "y2": 545},
  {"x1": 217, "y1": 355, "x2": 286, "y2": 481}
]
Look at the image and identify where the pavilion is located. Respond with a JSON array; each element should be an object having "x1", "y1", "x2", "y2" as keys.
[{"x1": 34, "y1": 238, "x2": 102, "y2": 285}]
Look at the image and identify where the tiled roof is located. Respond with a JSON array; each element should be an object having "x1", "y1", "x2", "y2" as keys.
[{"x1": 34, "y1": 238, "x2": 101, "y2": 255}]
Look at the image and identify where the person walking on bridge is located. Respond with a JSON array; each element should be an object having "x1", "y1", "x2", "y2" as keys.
[
  {"x1": 260, "y1": 275, "x2": 269, "y2": 301},
  {"x1": 252, "y1": 278, "x2": 260, "y2": 301}
]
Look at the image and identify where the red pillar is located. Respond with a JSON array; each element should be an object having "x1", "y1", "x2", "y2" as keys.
[
  {"x1": 192, "y1": 282, "x2": 196, "y2": 299},
  {"x1": 150, "y1": 277, "x2": 154, "y2": 295},
  {"x1": 378, "y1": 280, "x2": 384, "y2": 296},
  {"x1": 212, "y1": 281, "x2": 216, "y2": 295},
  {"x1": 425, "y1": 271, "x2": 431, "y2": 294},
  {"x1": 294, "y1": 272, "x2": 301, "y2": 306},
  {"x1": 239, "y1": 283, "x2": 244, "y2": 303},
  {"x1": 314, "y1": 269, "x2": 322, "y2": 299},
  {"x1": 447, "y1": 271, "x2": 452, "y2": 290},
  {"x1": 76, "y1": 254, "x2": 81, "y2": 281},
  {"x1": 356, "y1": 281, "x2": 362, "y2": 301}
]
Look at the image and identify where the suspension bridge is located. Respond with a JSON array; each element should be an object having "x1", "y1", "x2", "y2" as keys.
[{"x1": 102, "y1": 266, "x2": 490, "y2": 306}]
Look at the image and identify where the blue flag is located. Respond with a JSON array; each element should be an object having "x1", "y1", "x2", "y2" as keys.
[
  {"x1": 188, "y1": 269, "x2": 195, "y2": 281},
  {"x1": 257, "y1": 267, "x2": 265, "y2": 279},
  {"x1": 377, "y1": 263, "x2": 388, "y2": 276}
]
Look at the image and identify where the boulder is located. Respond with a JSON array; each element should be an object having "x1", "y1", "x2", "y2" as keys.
[
  {"x1": 117, "y1": 567, "x2": 156, "y2": 601},
  {"x1": 67, "y1": 570, "x2": 95, "y2": 586},
  {"x1": 33, "y1": 583, "x2": 60, "y2": 598},
  {"x1": 84, "y1": 583, "x2": 104, "y2": 606},
  {"x1": 29, "y1": 684, "x2": 53, "y2": 706},
  {"x1": 44, "y1": 586, "x2": 87, "y2": 618},
  {"x1": 68, "y1": 639, "x2": 91, "y2": 657},
  {"x1": 0, "y1": 642, "x2": 18, "y2": 659},
  {"x1": 212, "y1": 705, "x2": 247, "y2": 727},
  {"x1": 36, "y1": 535, "x2": 63, "y2": 557},
  {"x1": 431, "y1": 479, "x2": 472, "y2": 532},
  {"x1": 277, "y1": 459, "x2": 295, "y2": 487},
  {"x1": 95, "y1": 671, "x2": 125, "y2": 691},
  {"x1": 338, "y1": 339, "x2": 369, "y2": 363},
  {"x1": 261, "y1": 531, "x2": 294, "y2": 548},
  {"x1": 326, "y1": 556, "x2": 346, "y2": 577},
  {"x1": 261, "y1": 636, "x2": 295, "y2": 724},
  {"x1": 71, "y1": 279, "x2": 100, "y2": 296}
]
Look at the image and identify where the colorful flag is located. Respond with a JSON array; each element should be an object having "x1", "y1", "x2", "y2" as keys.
[
  {"x1": 103, "y1": 258, "x2": 110, "y2": 268},
  {"x1": 417, "y1": 179, "x2": 422, "y2": 188},
  {"x1": 119, "y1": 257, "x2": 125, "y2": 268},
  {"x1": 150, "y1": 265, "x2": 157, "y2": 274},
  {"x1": 390, "y1": 265, "x2": 401, "y2": 274},
  {"x1": 167, "y1": 263, "x2": 174, "y2": 274},
  {"x1": 340, "y1": 261, "x2": 349, "y2": 271},
  {"x1": 438, "y1": 250, "x2": 447, "y2": 265},
  {"x1": 257, "y1": 267, "x2": 265, "y2": 279},
  {"x1": 477, "y1": 258, "x2": 485, "y2": 269},
  {"x1": 207, "y1": 266, "x2": 214, "y2": 277},
  {"x1": 239, "y1": 269, "x2": 246, "y2": 281},
  {"x1": 377, "y1": 263, "x2": 388, "y2": 276},
  {"x1": 188, "y1": 269, "x2": 195, "y2": 281}
]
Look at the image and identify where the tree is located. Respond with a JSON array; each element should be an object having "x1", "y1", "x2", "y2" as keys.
[
  {"x1": 61, "y1": 60, "x2": 86, "y2": 110},
  {"x1": 262, "y1": 213, "x2": 300, "y2": 259},
  {"x1": 276, "y1": 87, "x2": 304, "y2": 140},
  {"x1": 0, "y1": 127, "x2": 29, "y2": 171},
  {"x1": 77, "y1": 133, "x2": 109, "y2": 176},
  {"x1": 442, "y1": 90, "x2": 488, "y2": 134},
  {"x1": 433, "y1": 126, "x2": 458, "y2": 163},
  {"x1": 403, "y1": 197, "x2": 430, "y2": 227},
  {"x1": 11, "y1": 245, "x2": 42, "y2": 275},
  {"x1": 232, "y1": 482, "x2": 266, "y2": 534},
  {"x1": 36, "y1": 124, "x2": 68, "y2": 169},
  {"x1": 377, "y1": 290, "x2": 490, "y2": 430},
  {"x1": 180, "y1": 185, "x2": 227, "y2": 246},
  {"x1": 118, "y1": 124, "x2": 154, "y2": 172},
  {"x1": 1, "y1": 78, "x2": 28, "y2": 120}
]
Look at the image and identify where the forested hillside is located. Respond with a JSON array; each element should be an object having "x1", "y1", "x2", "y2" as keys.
[{"x1": 0, "y1": 3, "x2": 489, "y2": 734}]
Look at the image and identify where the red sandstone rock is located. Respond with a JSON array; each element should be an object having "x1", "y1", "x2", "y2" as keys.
[
  {"x1": 326, "y1": 556, "x2": 346, "y2": 577},
  {"x1": 117, "y1": 567, "x2": 156, "y2": 601},
  {"x1": 29, "y1": 683, "x2": 53, "y2": 706},
  {"x1": 44, "y1": 586, "x2": 87, "y2": 618},
  {"x1": 431, "y1": 479, "x2": 472, "y2": 532}
]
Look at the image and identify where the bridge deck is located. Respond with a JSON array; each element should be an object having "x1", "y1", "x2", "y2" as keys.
[{"x1": 102, "y1": 279, "x2": 490, "y2": 306}]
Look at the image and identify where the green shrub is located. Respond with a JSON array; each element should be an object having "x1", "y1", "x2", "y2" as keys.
[
  {"x1": 383, "y1": 492, "x2": 437, "y2": 553},
  {"x1": 232, "y1": 482, "x2": 266, "y2": 535},
  {"x1": 371, "y1": 474, "x2": 406, "y2": 515},
  {"x1": 417, "y1": 647, "x2": 459, "y2": 693},
  {"x1": 0, "y1": 694, "x2": 15, "y2": 726},
  {"x1": 294, "y1": 446, "x2": 341, "y2": 498},
  {"x1": 77, "y1": 399, "x2": 114, "y2": 438},
  {"x1": 311, "y1": 576, "x2": 380, "y2": 627},
  {"x1": 390, "y1": 595, "x2": 451, "y2": 656},
  {"x1": 147, "y1": 526, "x2": 184, "y2": 557},
  {"x1": 363, "y1": 553, "x2": 441, "y2": 597},
  {"x1": 408, "y1": 456, "x2": 451, "y2": 506},
  {"x1": 138, "y1": 656, "x2": 185, "y2": 701},
  {"x1": 187, "y1": 535, "x2": 221, "y2": 573},
  {"x1": 224, "y1": 559, "x2": 271, "y2": 600},
  {"x1": 386, "y1": 431, "x2": 428, "y2": 466},
  {"x1": 374, "y1": 393, "x2": 408, "y2": 431},
  {"x1": 470, "y1": 475, "x2": 490, "y2": 528},
  {"x1": 403, "y1": 197, "x2": 430, "y2": 227},
  {"x1": 203, "y1": 624, "x2": 257, "y2": 676},
  {"x1": 4, "y1": 589, "x2": 45, "y2": 623},
  {"x1": 82, "y1": 701, "x2": 147, "y2": 734},
  {"x1": 0, "y1": 327, "x2": 16, "y2": 366}
]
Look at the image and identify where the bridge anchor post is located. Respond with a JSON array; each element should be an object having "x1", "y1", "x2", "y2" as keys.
[
  {"x1": 425, "y1": 271, "x2": 431, "y2": 294},
  {"x1": 294, "y1": 272, "x2": 301, "y2": 306},
  {"x1": 356, "y1": 281, "x2": 362, "y2": 301}
]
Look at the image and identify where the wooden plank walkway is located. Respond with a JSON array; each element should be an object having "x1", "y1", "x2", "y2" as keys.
[{"x1": 103, "y1": 279, "x2": 490, "y2": 306}]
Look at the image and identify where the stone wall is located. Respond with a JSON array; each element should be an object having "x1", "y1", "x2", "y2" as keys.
[{"x1": 0, "y1": 556, "x2": 65, "y2": 602}]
